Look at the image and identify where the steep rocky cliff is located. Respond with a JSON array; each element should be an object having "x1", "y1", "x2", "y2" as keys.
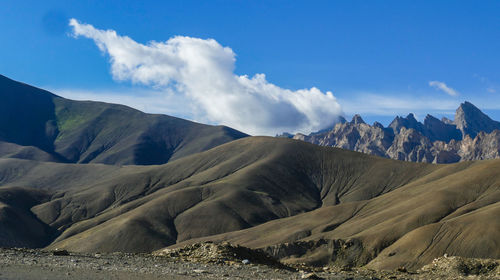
[{"x1": 293, "y1": 102, "x2": 500, "y2": 163}]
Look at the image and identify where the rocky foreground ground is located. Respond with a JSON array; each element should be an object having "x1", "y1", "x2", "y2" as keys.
[{"x1": 0, "y1": 243, "x2": 498, "y2": 280}]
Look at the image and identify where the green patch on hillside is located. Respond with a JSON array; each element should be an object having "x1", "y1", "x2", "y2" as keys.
[
  {"x1": 53, "y1": 98, "x2": 104, "y2": 140},
  {"x1": 55, "y1": 107, "x2": 89, "y2": 132}
]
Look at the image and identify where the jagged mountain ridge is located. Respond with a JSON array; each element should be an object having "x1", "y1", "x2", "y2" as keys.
[{"x1": 293, "y1": 102, "x2": 500, "y2": 163}]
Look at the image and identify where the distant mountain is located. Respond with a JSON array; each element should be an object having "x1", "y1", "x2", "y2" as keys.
[
  {"x1": 0, "y1": 75, "x2": 247, "y2": 165},
  {"x1": 0, "y1": 137, "x2": 498, "y2": 270},
  {"x1": 293, "y1": 102, "x2": 500, "y2": 163},
  {"x1": 454, "y1": 101, "x2": 500, "y2": 138}
]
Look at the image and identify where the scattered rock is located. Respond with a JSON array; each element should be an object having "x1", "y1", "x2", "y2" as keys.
[
  {"x1": 301, "y1": 272, "x2": 323, "y2": 279},
  {"x1": 420, "y1": 255, "x2": 499, "y2": 277},
  {"x1": 52, "y1": 249, "x2": 69, "y2": 256},
  {"x1": 156, "y1": 242, "x2": 289, "y2": 269},
  {"x1": 396, "y1": 266, "x2": 407, "y2": 273},
  {"x1": 0, "y1": 247, "x2": 498, "y2": 280},
  {"x1": 263, "y1": 238, "x2": 365, "y2": 268}
]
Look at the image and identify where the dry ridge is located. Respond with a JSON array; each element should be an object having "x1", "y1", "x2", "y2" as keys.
[
  {"x1": 0, "y1": 136, "x2": 498, "y2": 271},
  {"x1": 0, "y1": 74, "x2": 246, "y2": 165}
]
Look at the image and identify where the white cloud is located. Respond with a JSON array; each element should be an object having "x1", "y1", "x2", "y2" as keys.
[
  {"x1": 428, "y1": 81, "x2": 459, "y2": 96},
  {"x1": 68, "y1": 19, "x2": 342, "y2": 135}
]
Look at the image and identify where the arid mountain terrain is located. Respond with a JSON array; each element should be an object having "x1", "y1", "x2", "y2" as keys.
[
  {"x1": 0, "y1": 75, "x2": 498, "y2": 276},
  {"x1": 292, "y1": 102, "x2": 500, "y2": 163},
  {"x1": 1, "y1": 137, "x2": 499, "y2": 271},
  {"x1": 0, "y1": 75, "x2": 247, "y2": 165}
]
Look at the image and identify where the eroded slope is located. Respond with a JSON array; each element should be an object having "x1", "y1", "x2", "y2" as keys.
[{"x1": 0, "y1": 137, "x2": 498, "y2": 270}]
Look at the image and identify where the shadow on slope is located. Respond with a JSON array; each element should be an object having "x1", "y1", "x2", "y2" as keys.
[
  {"x1": 166, "y1": 156, "x2": 499, "y2": 270},
  {"x1": 0, "y1": 187, "x2": 56, "y2": 247},
  {"x1": 0, "y1": 74, "x2": 247, "y2": 165},
  {"x1": 0, "y1": 137, "x2": 498, "y2": 270},
  {"x1": 33, "y1": 137, "x2": 436, "y2": 253}
]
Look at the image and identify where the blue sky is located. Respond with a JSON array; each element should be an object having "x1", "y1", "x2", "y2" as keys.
[{"x1": 1, "y1": 1, "x2": 499, "y2": 135}]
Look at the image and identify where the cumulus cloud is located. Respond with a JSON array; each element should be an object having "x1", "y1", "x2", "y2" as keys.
[
  {"x1": 68, "y1": 19, "x2": 342, "y2": 135},
  {"x1": 429, "y1": 81, "x2": 459, "y2": 96}
]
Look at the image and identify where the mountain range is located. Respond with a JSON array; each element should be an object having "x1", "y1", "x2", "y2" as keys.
[
  {"x1": 0, "y1": 75, "x2": 498, "y2": 271},
  {"x1": 292, "y1": 102, "x2": 500, "y2": 163}
]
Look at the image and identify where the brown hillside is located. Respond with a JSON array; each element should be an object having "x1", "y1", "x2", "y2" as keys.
[{"x1": 0, "y1": 137, "x2": 498, "y2": 270}]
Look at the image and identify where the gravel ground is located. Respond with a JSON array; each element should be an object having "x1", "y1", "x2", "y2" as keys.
[
  {"x1": 0, "y1": 248, "x2": 373, "y2": 280},
  {"x1": 0, "y1": 248, "x2": 498, "y2": 280}
]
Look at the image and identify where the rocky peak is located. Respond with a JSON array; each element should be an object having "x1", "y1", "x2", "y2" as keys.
[
  {"x1": 406, "y1": 113, "x2": 417, "y2": 122},
  {"x1": 276, "y1": 132, "x2": 294, "y2": 138},
  {"x1": 423, "y1": 114, "x2": 461, "y2": 142},
  {"x1": 424, "y1": 114, "x2": 439, "y2": 124},
  {"x1": 373, "y1": 121, "x2": 384, "y2": 129},
  {"x1": 351, "y1": 114, "x2": 365, "y2": 125},
  {"x1": 291, "y1": 101, "x2": 500, "y2": 164},
  {"x1": 292, "y1": 133, "x2": 307, "y2": 141},
  {"x1": 308, "y1": 116, "x2": 348, "y2": 137},
  {"x1": 389, "y1": 113, "x2": 424, "y2": 134},
  {"x1": 455, "y1": 102, "x2": 483, "y2": 122},
  {"x1": 454, "y1": 101, "x2": 500, "y2": 138},
  {"x1": 441, "y1": 117, "x2": 453, "y2": 125}
]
